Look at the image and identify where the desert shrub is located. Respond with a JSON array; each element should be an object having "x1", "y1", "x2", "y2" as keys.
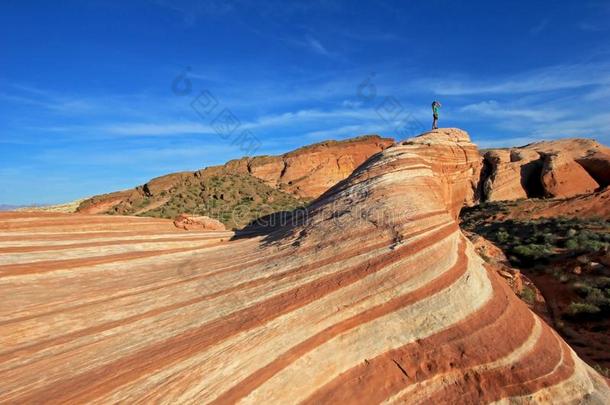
[
  {"x1": 541, "y1": 232, "x2": 556, "y2": 244},
  {"x1": 593, "y1": 277, "x2": 610, "y2": 289},
  {"x1": 585, "y1": 288, "x2": 610, "y2": 309},
  {"x1": 580, "y1": 239, "x2": 607, "y2": 252},
  {"x1": 565, "y1": 238, "x2": 580, "y2": 250},
  {"x1": 573, "y1": 282, "x2": 594, "y2": 297},
  {"x1": 512, "y1": 243, "x2": 553, "y2": 261},
  {"x1": 567, "y1": 302, "x2": 601, "y2": 316},
  {"x1": 565, "y1": 231, "x2": 609, "y2": 252},
  {"x1": 519, "y1": 286, "x2": 536, "y2": 305},
  {"x1": 495, "y1": 229, "x2": 510, "y2": 243}
]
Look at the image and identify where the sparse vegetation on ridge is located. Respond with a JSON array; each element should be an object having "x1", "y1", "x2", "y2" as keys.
[
  {"x1": 140, "y1": 173, "x2": 307, "y2": 229},
  {"x1": 461, "y1": 200, "x2": 610, "y2": 374}
]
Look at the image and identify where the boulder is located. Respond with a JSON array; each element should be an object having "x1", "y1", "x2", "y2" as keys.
[{"x1": 173, "y1": 214, "x2": 226, "y2": 231}]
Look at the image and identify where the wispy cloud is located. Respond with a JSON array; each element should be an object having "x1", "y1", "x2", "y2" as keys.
[
  {"x1": 304, "y1": 124, "x2": 387, "y2": 140},
  {"x1": 578, "y1": 21, "x2": 606, "y2": 32},
  {"x1": 246, "y1": 108, "x2": 379, "y2": 128},
  {"x1": 424, "y1": 62, "x2": 610, "y2": 95},
  {"x1": 305, "y1": 35, "x2": 331, "y2": 56},
  {"x1": 0, "y1": 88, "x2": 97, "y2": 114},
  {"x1": 152, "y1": 0, "x2": 235, "y2": 25},
  {"x1": 460, "y1": 100, "x2": 566, "y2": 122},
  {"x1": 336, "y1": 30, "x2": 401, "y2": 42},
  {"x1": 152, "y1": 0, "x2": 347, "y2": 25},
  {"x1": 530, "y1": 18, "x2": 550, "y2": 35},
  {"x1": 102, "y1": 122, "x2": 215, "y2": 136},
  {"x1": 531, "y1": 112, "x2": 610, "y2": 138}
]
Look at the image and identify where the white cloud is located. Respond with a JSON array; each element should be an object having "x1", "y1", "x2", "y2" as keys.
[
  {"x1": 584, "y1": 85, "x2": 610, "y2": 100},
  {"x1": 103, "y1": 122, "x2": 215, "y2": 136},
  {"x1": 460, "y1": 100, "x2": 566, "y2": 122},
  {"x1": 424, "y1": 62, "x2": 610, "y2": 95},
  {"x1": 531, "y1": 112, "x2": 610, "y2": 138},
  {"x1": 305, "y1": 36, "x2": 331, "y2": 56},
  {"x1": 0, "y1": 91, "x2": 97, "y2": 114},
  {"x1": 304, "y1": 124, "x2": 384, "y2": 139},
  {"x1": 245, "y1": 107, "x2": 380, "y2": 129},
  {"x1": 578, "y1": 21, "x2": 606, "y2": 32},
  {"x1": 530, "y1": 18, "x2": 550, "y2": 35}
]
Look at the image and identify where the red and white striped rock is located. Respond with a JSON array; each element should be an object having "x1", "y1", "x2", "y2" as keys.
[{"x1": 0, "y1": 129, "x2": 608, "y2": 404}]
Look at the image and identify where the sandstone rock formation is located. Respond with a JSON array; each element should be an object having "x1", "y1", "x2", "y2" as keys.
[
  {"x1": 540, "y1": 153, "x2": 599, "y2": 198},
  {"x1": 481, "y1": 138, "x2": 610, "y2": 202},
  {"x1": 465, "y1": 232, "x2": 550, "y2": 322},
  {"x1": 481, "y1": 149, "x2": 541, "y2": 201},
  {"x1": 173, "y1": 213, "x2": 226, "y2": 231},
  {"x1": 577, "y1": 151, "x2": 610, "y2": 187},
  {"x1": 77, "y1": 135, "x2": 393, "y2": 220},
  {"x1": 2, "y1": 129, "x2": 608, "y2": 403},
  {"x1": 228, "y1": 136, "x2": 394, "y2": 198}
]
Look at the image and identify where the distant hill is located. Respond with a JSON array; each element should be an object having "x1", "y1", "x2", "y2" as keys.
[
  {"x1": 0, "y1": 204, "x2": 27, "y2": 211},
  {"x1": 77, "y1": 135, "x2": 394, "y2": 229},
  {"x1": 15, "y1": 199, "x2": 86, "y2": 213}
]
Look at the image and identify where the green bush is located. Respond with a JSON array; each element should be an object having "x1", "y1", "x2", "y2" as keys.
[
  {"x1": 540, "y1": 232, "x2": 555, "y2": 244},
  {"x1": 573, "y1": 282, "x2": 594, "y2": 297},
  {"x1": 519, "y1": 286, "x2": 536, "y2": 305},
  {"x1": 565, "y1": 238, "x2": 580, "y2": 250},
  {"x1": 593, "y1": 277, "x2": 610, "y2": 289},
  {"x1": 585, "y1": 288, "x2": 610, "y2": 309},
  {"x1": 567, "y1": 302, "x2": 601, "y2": 316},
  {"x1": 512, "y1": 244, "x2": 553, "y2": 261},
  {"x1": 565, "y1": 235, "x2": 608, "y2": 252},
  {"x1": 495, "y1": 229, "x2": 510, "y2": 243}
]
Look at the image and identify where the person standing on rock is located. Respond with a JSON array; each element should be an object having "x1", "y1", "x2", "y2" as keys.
[{"x1": 431, "y1": 101, "x2": 441, "y2": 129}]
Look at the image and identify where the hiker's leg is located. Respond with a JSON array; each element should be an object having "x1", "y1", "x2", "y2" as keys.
[{"x1": 432, "y1": 116, "x2": 437, "y2": 129}]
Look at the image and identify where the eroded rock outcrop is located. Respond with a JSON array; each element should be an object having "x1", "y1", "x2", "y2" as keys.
[
  {"x1": 540, "y1": 153, "x2": 599, "y2": 198},
  {"x1": 577, "y1": 151, "x2": 610, "y2": 187},
  {"x1": 173, "y1": 213, "x2": 226, "y2": 231},
  {"x1": 234, "y1": 136, "x2": 394, "y2": 198},
  {"x1": 77, "y1": 135, "x2": 393, "y2": 222},
  {"x1": 481, "y1": 138, "x2": 610, "y2": 202},
  {"x1": 481, "y1": 149, "x2": 541, "y2": 201},
  {"x1": 3, "y1": 128, "x2": 608, "y2": 403}
]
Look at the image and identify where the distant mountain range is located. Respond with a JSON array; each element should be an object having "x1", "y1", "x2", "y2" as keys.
[
  {"x1": 0, "y1": 204, "x2": 34, "y2": 211},
  {"x1": 0, "y1": 199, "x2": 86, "y2": 213}
]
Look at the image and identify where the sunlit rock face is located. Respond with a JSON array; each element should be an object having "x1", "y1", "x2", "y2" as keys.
[
  {"x1": 482, "y1": 137, "x2": 610, "y2": 202},
  {"x1": 1, "y1": 129, "x2": 609, "y2": 404},
  {"x1": 76, "y1": 135, "x2": 395, "y2": 216}
]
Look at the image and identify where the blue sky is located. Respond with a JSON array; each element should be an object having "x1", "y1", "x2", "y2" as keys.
[{"x1": 1, "y1": 0, "x2": 610, "y2": 205}]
